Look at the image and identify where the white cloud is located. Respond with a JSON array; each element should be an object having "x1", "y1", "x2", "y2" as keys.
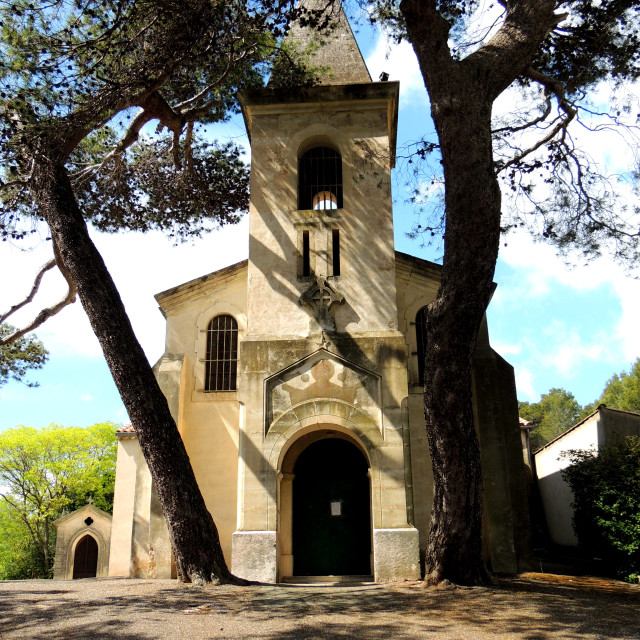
[
  {"x1": 515, "y1": 365, "x2": 536, "y2": 401},
  {"x1": 538, "y1": 321, "x2": 610, "y2": 378},
  {"x1": 498, "y1": 228, "x2": 640, "y2": 363},
  {"x1": 365, "y1": 32, "x2": 427, "y2": 107},
  {"x1": 490, "y1": 340, "x2": 521, "y2": 356},
  {"x1": 612, "y1": 277, "x2": 640, "y2": 361}
]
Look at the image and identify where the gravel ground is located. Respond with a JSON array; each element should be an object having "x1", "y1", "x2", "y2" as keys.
[{"x1": 1, "y1": 573, "x2": 639, "y2": 640}]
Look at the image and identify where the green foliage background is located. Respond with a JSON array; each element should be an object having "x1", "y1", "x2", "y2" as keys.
[
  {"x1": 519, "y1": 388, "x2": 582, "y2": 451},
  {"x1": 520, "y1": 358, "x2": 640, "y2": 451},
  {"x1": 0, "y1": 423, "x2": 117, "y2": 579},
  {"x1": 562, "y1": 437, "x2": 640, "y2": 583}
]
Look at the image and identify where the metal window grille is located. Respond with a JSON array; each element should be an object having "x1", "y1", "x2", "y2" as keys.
[
  {"x1": 416, "y1": 306, "x2": 427, "y2": 386},
  {"x1": 298, "y1": 147, "x2": 343, "y2": 210},
  {"x1": 205, "y1": 315, "x2": 238, "y2": 391}
]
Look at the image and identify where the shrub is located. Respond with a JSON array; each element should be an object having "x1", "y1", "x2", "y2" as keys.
[{"x1": 562, "y1": 437, "x2": 640, "y2": 582}]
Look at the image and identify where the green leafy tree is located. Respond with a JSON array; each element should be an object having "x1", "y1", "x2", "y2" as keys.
[
  {"x1": 0, "y1": 0, "x2": 311, "y2": 584},
  {"x1": 0, "y1": 423, "x2": 117, "y2": 578},
  {"x1": 519, "y1": 388, "x2": 582, "y2": 451},
  {"x1": 562, "y1": 437, "x2": 640, "y2": 582},
  {"x1": 0, "y1": 323, "x2": 48, "y2": 387},
  {"x1": 598, "y1": 359, "x2": 640, "y2": 414},
  {"x1": 578, "y1": 359, "x2": 640, "y2": 420},
  {"x1": 367, "y1": 0, "x2": 640, "y2": 584},
  {"x1": 0, "y1": 500, "x2": 52, "y2": 579}
]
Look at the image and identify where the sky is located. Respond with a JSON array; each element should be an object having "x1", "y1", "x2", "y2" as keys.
[{"x1": 1, "y1": 10, "x2": 640, "y2": 430}]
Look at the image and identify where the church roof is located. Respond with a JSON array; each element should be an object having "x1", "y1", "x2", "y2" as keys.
[
  {"x1": 155, "y1": 253, "x2": 442, "y2": 315},
  {"x1": 154, "y1": 260, "x2": 248, "y2": 315},
  {"x1": 395, "y1": 251, "x2": 442, "y2": 282},
  {"x1": 287, "y1": 0, "x2": 372, "y2": 85},
  {"x1": 116, "y1": 423, "x2": 137, "y2": 438},
  {"x1": 395, "y1": 251, "x2": 498, "y2": 298}
]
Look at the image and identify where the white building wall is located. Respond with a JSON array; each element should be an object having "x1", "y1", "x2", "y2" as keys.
[{"x1": 535, "y1": 415, "x2": 600, "y2": 546}]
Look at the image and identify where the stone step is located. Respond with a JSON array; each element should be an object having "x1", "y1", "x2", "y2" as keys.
[{"x1": 281, "y1": 575, "x2": 374, "y2": 585}]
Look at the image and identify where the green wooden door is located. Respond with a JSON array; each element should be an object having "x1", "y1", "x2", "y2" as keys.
[{"x1": 292, "y1": 438, "x2": 371, "y2": 576}]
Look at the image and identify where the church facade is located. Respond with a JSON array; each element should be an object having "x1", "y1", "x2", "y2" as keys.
[{"x1": 107, "y1": 4, "x2": 530, "y2": 583}]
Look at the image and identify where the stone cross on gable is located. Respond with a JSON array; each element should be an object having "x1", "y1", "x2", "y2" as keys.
[{"x1": 86, "y1": 497, "x2": 94, "y2": 506}]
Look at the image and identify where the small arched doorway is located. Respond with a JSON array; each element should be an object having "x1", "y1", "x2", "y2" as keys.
[
  {"x1": 72, "y1": 534, "x2": 98, "y2": 579},
  {"x1": 292, "y1": 437, "x2": 371, "y2": 576}
]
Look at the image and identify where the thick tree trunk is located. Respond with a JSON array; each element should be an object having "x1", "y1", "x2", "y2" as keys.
[
  {"x1": 400, "y1": 0, "x2": 558, "y2": 585},
  {"x1": 35, "y1": 162, "x2": 239, "y2": 585},
  {"x1": 422, "y1": 101, "x2": 500, "y2": 585},
  {"x1": 402, "y1": 4, "x2": 502, "y2": 586}
]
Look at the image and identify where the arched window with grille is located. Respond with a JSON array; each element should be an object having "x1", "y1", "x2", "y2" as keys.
[
  {"x1": 415, "y1": 306, "x2": 428, "y2": 386},
  {"x1": 205, "y1": 314, "x2": 238, "y2": 392},
  {"x1": 298, "y1": 146, "x2": 343, "y2": 210}
]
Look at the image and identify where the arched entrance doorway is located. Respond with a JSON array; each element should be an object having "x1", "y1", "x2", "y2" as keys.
[
  {"x1": 72, "y1": 534, "x2": 98, "y2": 579},
  {"x1": 292, "y1": 437, "x2": 371, "y2": 576}
]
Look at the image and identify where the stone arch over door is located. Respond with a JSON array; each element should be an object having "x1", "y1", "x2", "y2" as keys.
[
  {"x1": 263, "y1": 401, "x2": 384, "y2": 580},
  {"x1": 72, "y1": 533, "x2": 99, "y2": 579}
]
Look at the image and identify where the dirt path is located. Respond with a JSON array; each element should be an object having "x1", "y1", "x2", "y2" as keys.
[{"x1": 1, "y1": 573, "x2": 639, "y2": 640}]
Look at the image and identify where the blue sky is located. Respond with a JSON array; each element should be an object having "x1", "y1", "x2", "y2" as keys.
[{"x1": 2, "y1": 13, "x2": 640, "y2": 430}]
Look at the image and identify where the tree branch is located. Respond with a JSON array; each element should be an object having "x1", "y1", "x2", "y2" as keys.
[
  {"x1": 463, "y1": 2, "x2": 564, "y2": 100},
  {"x1": 69, "y1": 33, "x2": 259, "y2": 183},
  {"x1": 71, "y1": 106, "x2": 156, "y2": 183},
  {"x1": 72, "y1": 70, "x2": 231, "y2": 182},
  {"x1": 184, "y1": 121, "x2": 194, "y2": 171},
  {"x1": 0, "y1": 241, "x2": 77, "y2": 347},
  {"x1": 492, "y1": 95, "x2": 552, "y2": 136},
  {"x1": 400, "y1": 0, "x2": 454, "y2": 82},
  {"x1": 0, "y1": 259, "x2": 56, "y2": 325},
  {"x1": 526, "y1": 66, "x2": 576, "y2": 116},
  {"x1": 496, "y1": 66, "x2": 577, "y2": 173}
]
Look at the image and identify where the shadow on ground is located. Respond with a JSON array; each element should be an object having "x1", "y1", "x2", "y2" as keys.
[{"x1": 1, "y1": 574, "x2": 638, "y2": 639}]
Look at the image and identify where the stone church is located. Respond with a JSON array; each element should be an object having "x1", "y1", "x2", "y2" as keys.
[{"x1": 105, "y1": 2, "x2": 530, "y2": 583}]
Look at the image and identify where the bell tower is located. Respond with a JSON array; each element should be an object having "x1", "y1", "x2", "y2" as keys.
[
  {"x1": 233, "y1": 1, "x2": 419, "y2": 583},
  {"x1": 240, "y1": 1, "x2": 399, "y2": 339}
]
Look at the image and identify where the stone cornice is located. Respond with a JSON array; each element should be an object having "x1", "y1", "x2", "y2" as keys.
[
  {"x1": 239, "y1": 82, "x2": 399, "y2": 167},
  {"x1": 154, "y1": 260, "x2": 248, "y2": 316}
]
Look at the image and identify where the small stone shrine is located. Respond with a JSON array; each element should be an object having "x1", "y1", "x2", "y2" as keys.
[{"x1": 53, "y1": 500, "x2": 112, "y2": 579}]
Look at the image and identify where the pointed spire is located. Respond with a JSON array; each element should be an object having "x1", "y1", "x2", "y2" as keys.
[{"x1": 287, "y1": 0, "x2": 372, "y2": 85}]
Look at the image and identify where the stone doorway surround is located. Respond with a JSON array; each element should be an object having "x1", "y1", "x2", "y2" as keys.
[{"x1": 232, "y1": 401, "x2": 420, "y2": 583}]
